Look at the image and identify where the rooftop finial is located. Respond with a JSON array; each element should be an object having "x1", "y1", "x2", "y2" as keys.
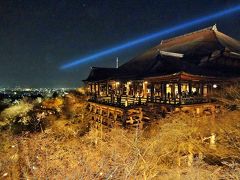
[
  {"x1": 116, "y1": 57, "x2": 119, "y2": 68},
  {"x1": 212, "y1": 24, "x2": 218, "y2": 31}
]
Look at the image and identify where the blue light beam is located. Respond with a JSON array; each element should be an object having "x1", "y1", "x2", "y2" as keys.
[{"x1": 60, "y1": 5, "x2": 240, "y2": 69}]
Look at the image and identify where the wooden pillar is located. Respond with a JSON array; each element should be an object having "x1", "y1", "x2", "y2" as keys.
[
  {"x1": 111, "y1": 92, "x2": 114, "y2": 104},
  {"x1": 97, "y1": 82, "x2": 100, "y2": 95},
  {"x1": 90, "y1": 83, "x2": 93, "y2": 93},
  {"x1": 120, "y1": 82, "x2": 124, "y2": 96},
  {"x1": 170, "y1": 83, "x2": 174, "y2": 104},
  {"x1": 188, "y1": 82, "x2": 192, "y2": 95},
  {"x1": 150, "y1": 83, "x2": 154, "y2": 102},
  {"x1": 200, "y1": 83, "x2": 204, "y2": 96},
  {"x1": 126, "y1": 82, "x2": 130, "y2": 96},
  {"x1": 143, "y1": 81, "x2": 148, "y2": 98},
  {"x1": 115, "y1": 82, "x2": 119, "y2": 95},
  {"x1": 160, "y1": 83, "x2": 163, "y2": 100},
  {"x1": 94, "y1": 83, "x2": 97, "y2": 95},
  {"x1": 138, "y1": 96, "x2": 141, "y2": 105},
  {"x1": 106, "y1": 82, "x2": 109, "y2": 96},
  {"x1": 119, "y1": 82, "x2": 122, "y2": 95},
  {"x1": 160, "y1": 83, "x2": 163, "y2": 98},
  {"x1": 160, "y1": 83, "x2": 163, "y2": 101},
  {"x1": 140, "y1": 82, "x2": 144, "y2": 97},
  {"x1": 162, "y1": 83, "x2": 167, "y2": 103},
  {"x1": 178, "y1": 83, "x2": 182, "y2": 104},
  {"x1": 207, "y1": 84, "x2": 212, "y2": 96},
  {"x1": 114, "y1": 82, "x2": 117, "y2": 95},
  {"x1": 171, "y1": 83, "x2": 175, "y2": 96},
  {"x1": 133, "y1": 81, "x2": 136, "y2": 96},
  {"x1": 196, "y1": 84, "x2": 200, "y2": 95}
]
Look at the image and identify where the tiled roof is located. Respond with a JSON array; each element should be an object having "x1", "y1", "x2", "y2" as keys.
[{"x1": 84, "y1": 26, "x2": 240, "y2": 82}]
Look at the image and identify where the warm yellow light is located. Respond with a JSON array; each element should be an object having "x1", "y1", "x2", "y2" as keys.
[
  {"x1": 127, "y1": 81, "x2": 132, "y2": 85},
  {"x1": 213, "y1": 84, "x2": 217, "y2": 88},
  {"x1": 144, "y1": 81, "x2": 148, "y2": 84},
  {"x1": 116, "y1": 82, "x2": 120, "y2": 85}
]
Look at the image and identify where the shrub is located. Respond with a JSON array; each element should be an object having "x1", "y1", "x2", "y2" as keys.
[{"x1": 0, "y1": 100, "x2": 49, "y2": 133}]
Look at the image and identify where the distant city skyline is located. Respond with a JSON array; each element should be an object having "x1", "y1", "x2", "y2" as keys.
[{"x1": 0, "y1": 0, "x2": 239, "y2": 88}]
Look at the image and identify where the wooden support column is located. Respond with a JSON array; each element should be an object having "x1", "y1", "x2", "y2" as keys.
[
  {"x1": 159, "y1": 83, "x2": 162, "y2": 98},
  {"x1": 111, "y1": 92, "x2": 114, "y2": 104},
  {"x1": 133, "y1": 81, "x2": 136, "y2": 96},
  {"x1": 120, "y1": 82, "x2": 124, "y2": 96},
  {"x1": 200, "y1": 83, "x2": 204, "y2": 96},
  {"x1": 207, "y1": 84, "x2": 212, "y2": 96},
  {"x1": 162, "y1": 83, "x2": 167, "y2": 103},
  {"x1": 171, "y1": 83, "x2": 175, "y2": 95},
  {"x1": 196, "y1": 86, "x2": 200, "y2": 95},
  {"x1": 171, "y1": 83, "x2": 176, "y2": 104},
  {"x1": 114, "y1": 82, "x2": 117, "y2": 95},
  {"x1": 160, "y1": 83, "x2": 163, "y2": 100},
  {"x1": 178, "y1": 83, "x2": 182, "y2": 104},
  {"x1": 140, "y1": 82, "x2": 142, "y2": 97},
  {"x1": 90, "y1": 83, "x2": 93, "y2": 93},
  {"x1": 150, "y1": 83, "x2": 154, "y2": 102},
  {"x1": 143, "y1": 81, "x2": 148, "y2": 98},
  {"x1": 188, "y1": 82, "x2": 192, "y2": 95},
  {"x1": 97, "y1": 82, "x2": 100, "y2": 95},
  {"x1": 126, "y1": 82, "x2": 130, "y2": 96},
  {"x1": 106, "y1": 82, "x2": 109, "y2": 96},
  {"x1": 94, "y1": 83, "x2": 97, "y2": 95}
]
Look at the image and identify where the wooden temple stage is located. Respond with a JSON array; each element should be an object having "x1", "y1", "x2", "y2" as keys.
[
  {"x1": 83, "y1": 26, "x2": 239, "y2": 129},
  {"x1": 86, "y1": 101, "x2": 217, "y2": 129}
]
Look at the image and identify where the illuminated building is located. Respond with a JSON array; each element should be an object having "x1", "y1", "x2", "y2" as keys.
[{"x1": 83, "y1": 26, "x2": 240, "y2": 106}]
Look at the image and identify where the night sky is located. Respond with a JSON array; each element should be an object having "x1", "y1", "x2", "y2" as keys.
[{"x1": 0, "y1": 0, "x2": 239, "y2": 88}]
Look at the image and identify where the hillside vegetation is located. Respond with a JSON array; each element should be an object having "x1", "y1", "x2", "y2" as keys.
[{"x1": 0, "y1": 87, "x2": 240, "y2": 179}]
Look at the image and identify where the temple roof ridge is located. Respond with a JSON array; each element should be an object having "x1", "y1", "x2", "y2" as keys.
[{"x1": 161, "y1": 25, "x2": 215, "y2": 44}]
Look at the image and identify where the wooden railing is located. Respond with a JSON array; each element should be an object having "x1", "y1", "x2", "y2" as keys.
[{"x1": 89, "y1": 95, "x2": 211, "y2": 107}]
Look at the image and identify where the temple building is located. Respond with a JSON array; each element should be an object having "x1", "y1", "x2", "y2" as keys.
[{"x1": 83, "y1": 25, "x2": 240, "y2": 107}]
